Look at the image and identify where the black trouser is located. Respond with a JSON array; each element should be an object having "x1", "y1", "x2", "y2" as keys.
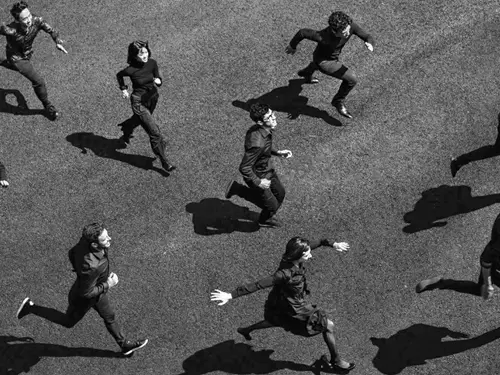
[
  {"x1": 233, "y1": 171, "x2": 286, "y2": 222},
  {"x1": 0, "y1": 57, "x2": 51, "y2": 108},
  {"x1": 29, "y1": 286, "x2": 125, "y2": 347},
  {"x1": 122, "y1": 89, "x2": 171, "y2": 168},
  {"x1": 454, "y1": 122, "x2": 500, "y2": 167},
  {"x1": 300, "y1": 60, "x2": 357, "y2": 103},
  {"x1": 439, "y1": 269, "x2": 500, "y2": 296}
]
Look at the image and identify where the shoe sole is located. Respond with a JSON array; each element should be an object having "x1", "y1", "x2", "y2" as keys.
[
  {"x1": 16, "y1": 297, "x2": 31, "y2": 319},
  {"x1": 123, "y1": 339, "x2": 148, "y2": 356}
]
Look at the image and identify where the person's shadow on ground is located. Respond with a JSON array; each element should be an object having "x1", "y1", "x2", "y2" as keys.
[
  {"x1": 370, "y1": 323, "x2": 500, "y2": 375},
  {"x1": 185, "y1": 199, "x2": 260, "y2": 235},
  {"x1": 232, "y1": 79, "x2": 342, "y2": 127},
  {"x1": 0, "y1": 88, "x2": 45, "y2": 117},
  {"x1": 178, "y1": 340, "x2": 313, "y2": 375},
  {"x1": 66, "y1": 132, "x2": 169, "y2": 176},
  {"x1": 0, "y1": 335, "x2": 123, "y2": 374},
  {"x1": 403, "y1": 185, "x2": 500, "y2": 233}
]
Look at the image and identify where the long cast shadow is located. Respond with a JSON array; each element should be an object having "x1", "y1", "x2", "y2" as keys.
[
  {"x1": 178, "y1": 340, "x2": 313, "y2": 375},
  {"x1": 0, "y1": 335, "x2": 123, "y2": 375},
  {"x1": 403, "y1": 185, "x2": 500, "y2": 233},
  {"x1": 371, "y1": 324, "x2": 500, "y2": 375},
  {"x1": 232, "y1": 79, "x2": 342, "y2": 126},
  {"x1": 0, "y1": 88, "x2": 45, "y2": 116},
  {"x1": 66, "y1": 132, "x2": 168, "y2": 176},
  {"x1": 185, "y1": 198, "x2": 260, "y2": 235}
]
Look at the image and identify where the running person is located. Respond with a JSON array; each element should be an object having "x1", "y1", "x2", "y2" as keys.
[
  {"x1": 116, "y1": 40, "x2": 176, "y2": 174},
  {"x1": 211, "y1": 236, "x2": 355, "y2": 372},
  {"x1": 0, "y1": 1, "x2": 67, "y2": 120},
  {"x1": 285, "y1": 11, "x2": 374, "y2": 119}
]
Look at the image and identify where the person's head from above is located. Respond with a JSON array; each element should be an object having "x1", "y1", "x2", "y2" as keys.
[
  {"x1": 11, "y1": 1, "x2": 32, "y2": 28},
  {"x1": 127, "y1": 40, "x2": 151, "y2": 65},
  {"x1": 282, "y1": 237, "x2": 312, "y2": 263},
  {"x1": 82, "y1": 222, "x2": 111, "y2": 251},
  {"x1": 249, "y1": 103, "x2": 277, "y2": 130},
  {"x1": 328, "y1": 11, "x2": 352, "y2": 38}
]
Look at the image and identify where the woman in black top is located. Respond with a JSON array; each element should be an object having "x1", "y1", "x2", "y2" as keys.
[
  {"x1": 211, "y1": 236, "x2": 355, "y2": 373},
  {"x1": 116, "y1": 41, "x2": 175, "y2": 174}
]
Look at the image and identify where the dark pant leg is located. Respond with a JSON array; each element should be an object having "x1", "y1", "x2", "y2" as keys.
[
  {"x1": 118, "y1": 115, "x2": 142, "y2": 139},
  {"x1": 258, "y1": 173, "x2": 284, "y2": 223},
  {"x1": 29, "y1": 292, "x2": 92, "y2": 328},
  {"x1": 12, "y1": 59, "x2": 51, "y2": 107},
  {"x1": 131, "y1": 94, "x2": 170, "y2": 167},
  {"x1": 269, "y1": 173, "x2": 286, "y2": 207},
  {"x1": 299, "y1": 61, "x2": 318, "y2": 76},
  {"x1": 92, "y1": 293, "x2": 125, "y2": 347},
  {"x1": 317, "y1": 60, "x2": 358, "y2": 104}
]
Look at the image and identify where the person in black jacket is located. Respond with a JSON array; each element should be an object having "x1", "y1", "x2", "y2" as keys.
[
  {"x1": 211, "y1": 236, "x2": 355, "y2": 373},
  {"x1": 116, "y1": 40, "x2": 176, "y2": 174},
  {"x1": 285, "y1": 11, "x2": 374, "y2": 119},
  {"x1": 16, "y1": 223, "x2": 148, "y2": 356}
]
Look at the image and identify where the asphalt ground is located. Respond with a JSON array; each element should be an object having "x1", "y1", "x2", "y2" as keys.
[{"x1": 1, "y1": 0, "x2": 500, "y2": 374}]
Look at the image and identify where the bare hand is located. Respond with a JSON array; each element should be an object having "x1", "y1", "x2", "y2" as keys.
[
  {"x1": 482, "y1": 284, "x2": 494, "y2": 300},
  {"x1": 285, "y1": 45, "x2": 296, "y2": 55},
  {"x1": 278, "y1": 149, "x2": 293, "y2": 158},
  {"x1": 365, "y1": 42, "x2": 374, "y2": 52},
  {"x1": 56, "y1": 43, "x2": 68, "y2": 54},
  {"x1": 154, "y1": 78, "x2": 162, "y2": 86},
  {"x1": 0, "y1": 180, "x2": 8, "y2": 188},
  {"x1": 259, "y1": 178, "x2": 271, "y2": 189},
  {"x1": 210, "y1": 289, "x2": 232, "y2": 306},
  {"x1": 107, "y1": 272, "x2": 119, "y2": 288},
  {"x1": 121, "y1": 90, "x2": 130, "y2": 99}
]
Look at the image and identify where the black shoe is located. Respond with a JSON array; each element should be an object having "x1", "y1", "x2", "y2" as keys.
[
  {"x1": 320, "y1": 355, "x2": 356, "y2": 373},
  {"x1": 332, "y1": 101, "x2": 353, "y2": 119},
  {"x1": 44, "y1": 105, "x2": 59, "y2": 121},
  {"x1": 450, "y1": 158, "x2": 462, "y2": 178},
  {"x1": 163, "y1": 164, "x2": 177, "y2": 173},
  {"x1": 297, "y1": 69, "x2": 319, "y2": 84},
  {"x1": 122, "y1": 339, "x2": 148, "y2": 356},
  {"x1": 237, "y1": 327, "x2": 252, "y2": 341},
  {"x1": 258, "y1": 217, "x2": 282, "y2": 228},
  {"x1": 225, "y1": 180, "x2": 237, "y2": 199},
  {"x1": 16, "y1": 297, "x2": 33, "y2": 319},
  {"x1": 416, "y1": 276, "x2": 443, "y2": 293}
]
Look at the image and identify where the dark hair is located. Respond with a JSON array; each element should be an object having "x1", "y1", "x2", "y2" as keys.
[
  {"x1": 82, "y1": 222, "x2": 105, "y2": 244},
  {"x1": 328, "y1": 11, "x2": 352, "y2": 33},
  {"x1": 282, "y1": 237, "x2": 311, "y2": 262},
  {"x1": 10, "y1": 1, "x2": 29, "y2": 20},
  {"x1": 127, "y1": 40, "x2": 152, "y2": 64},
  {"x1": 249, "y1": 102, "x2": 271, "y2": 123}
]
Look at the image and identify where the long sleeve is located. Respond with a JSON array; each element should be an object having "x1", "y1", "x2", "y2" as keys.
[
  {"x1": 38, "y1": 17, "x2": 62, "y2": 44},
  {"x1": 0, "y1": 161, "x2": 6, "y2": 180},
  {"x1": 116, "y1": 67, "x2": 130, "y2": 90},
  {"x1": 77, "y1": 264, "x2": 109, "y2": 299},
  {"x1": 351, "y1": 22, "x2": 374, "y2": 45},
  {"x1": 289, "y1": 28, "x2": 322, "y2": 49},
  {"x1": 0, "y1": 23, "x2": 12, "y2": 36},
  {"x1": 231, "y1": 271, "x2": 287, "y2": 298},
  {"x1": 239, "y1": 146, "x2": 263, "y2": 187},
  {"x1": 309, "y1": 238, "x2": 329, "y2": 250}
]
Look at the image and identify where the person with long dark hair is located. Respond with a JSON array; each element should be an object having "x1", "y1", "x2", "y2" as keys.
[
  {"x1": 0, "y1": 1, "x2": 68, "y2": 120},
  {"x1": 211, "y1": 236, "x2": 355, "y2": 373},
  {"x1": 116, "y1": 40, "x2": 176, "y2": 174}
]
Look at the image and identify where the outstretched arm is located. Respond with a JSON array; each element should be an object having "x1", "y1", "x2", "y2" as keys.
[
  {"x1": 286, "y1": 28, "x2": 322, "y2": 54},
  {"x1": 351, "y1": 22, "x2": 374, "y2": 52},
  {"x1": 38, "y1": 17, "x2": 67, "y2": 54},
  {"x1": 309, "y1": 238, "x2": 350, "y2": 252}
]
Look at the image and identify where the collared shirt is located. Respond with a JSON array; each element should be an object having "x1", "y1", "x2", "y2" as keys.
[
  {"x1": 0, "y1": 161, "x2": 6, "y2": 180},
  {"x1": 239, "y1": 124, "x2": 279, "y2": 187},
  {"x1": 68, "y1": 238, "x2": 110, "y2": 299},
  {"x1": 289, "y1": 22, "x2": 374, "y2": 61},
  {"x1": 480, "y1": 214, "x2": 500, "y2": 273},
  {"x1": 0, "y1": 15, "x2": 61, "y2": 61},
  {"x1": 230, "y1": 239, "x2": 325, "y2": 318}
]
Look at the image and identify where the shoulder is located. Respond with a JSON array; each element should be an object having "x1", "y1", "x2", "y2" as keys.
[{"x1": 245, "y1": 125, "x2": 265, "y2": 141}]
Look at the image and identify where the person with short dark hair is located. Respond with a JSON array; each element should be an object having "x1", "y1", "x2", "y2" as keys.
[
  {"x1": 225, "y1": 102, "x2": 292, "y2": 228},
  {"x1": 285, "y1": 11, "x2": 374, "y2": 119},
  {"x1": 116, "y1": 40, "x2": 176, "y2": 174},
  {"x1": 416, "y1": 212, "x2": 500, "y2": 300},
  {"x1": 0, "y1": 1, "x2": 67, "y2": 120},
  {"x1": 211, "y1": 237, "x2": 354, "y2": 372},
  {"x1": 0, "y1": 161, "x2": 8, "y2": 187},
  {"x1": 16, "y1": 223, "x2": 148, "y2": 356}
]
